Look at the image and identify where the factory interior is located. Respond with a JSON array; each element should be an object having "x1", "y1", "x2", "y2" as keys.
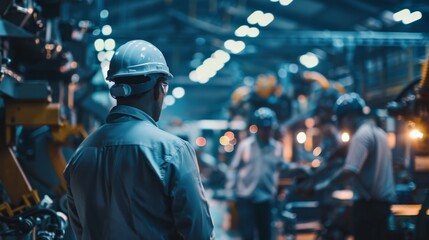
[{"x1": 1, "y1": 0, "x2": 429, "y2": 239}]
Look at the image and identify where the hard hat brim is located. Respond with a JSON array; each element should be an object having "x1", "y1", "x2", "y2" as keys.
[{"x1": 106, "y1": 70, "x2": 173, "y2": 81}]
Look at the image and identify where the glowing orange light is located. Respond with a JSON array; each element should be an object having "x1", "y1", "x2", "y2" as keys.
[
  {"x1": 249, "y1": 125, "x2": 258, "y2": 134},
  {"x1": 312, "y1": 159, "x2": 321, "y2": 168},
  {"x1": 409, "y1": 129, "x2": 424, "y2": 139},
  {"x1": 224, "y1": 144, "x2": 234, "y2": 153},
  {"x1": 70, "y1": 61, "x2": 78, "y2": 69},
  {"x1": 225, "y1": 131, "x2": 235, "y2": 140},
  {"x1": 220, "y1": 136, "x2": 230, "y2": 146},
  {"x1": 196, "y1": 137, "x2": 207, "y2": 147},
  {"x1": 313, "y1": 147, "x2": 322, "y2": 157}
]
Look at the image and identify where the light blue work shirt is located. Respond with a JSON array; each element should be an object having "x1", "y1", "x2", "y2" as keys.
[
  {"x1": 344, "y1": 121, "x2": 396, "y2": 202},
  {"x1": 227, "y1": 135, "x2": 285, "y2": 202},
  {"x1": 64, "y1": 105, "x2": 214, "y2": 240}
]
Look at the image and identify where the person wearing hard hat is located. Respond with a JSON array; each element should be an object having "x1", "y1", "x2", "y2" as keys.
[
  {"x1": 313, "y1": 93, "x2": 396, "y2": 240},
  {"x1": 64, "y1": 40, "x2": 214, "y2": 240},
  {"x1": 226, "y1": 107, "x2": 307, "y2": 240}
]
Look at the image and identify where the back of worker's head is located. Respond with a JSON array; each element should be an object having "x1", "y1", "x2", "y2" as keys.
[
  {"x1": 252, "y1": 107, "x2": 277, "y2": 143},
  {"x1": 315, "y1": 88, "x2": 341, "y2": 123},
  {"x1": 334, "y1": 92, "x2": 367, "y2": 131},
  {"x1": 253, "y1": 107, "x2": 277, "y2": 128},
  {"x1": 106, "y1": 40, "x2": 173, "y2": 120}
]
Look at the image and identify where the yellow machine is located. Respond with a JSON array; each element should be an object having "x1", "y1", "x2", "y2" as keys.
[{"x1": 0, "y1": 73, "x2": 86, "y2": 219}]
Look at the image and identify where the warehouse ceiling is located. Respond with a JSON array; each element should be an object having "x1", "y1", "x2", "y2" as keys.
[{"x1": 3, "y1": 0, "x2": 429, "y2": 124}]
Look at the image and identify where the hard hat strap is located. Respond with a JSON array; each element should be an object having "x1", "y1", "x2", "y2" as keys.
[{"x1": 110, "y1": 77, "x2": 158, "y2": 98}]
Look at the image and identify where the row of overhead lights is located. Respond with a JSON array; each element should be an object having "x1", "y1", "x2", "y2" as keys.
[
  {"x1": 271, "y1": 0, "x2": 319, "y2": 69},
  {"x1": 273, "y1": 0, "x2": 318, "y2": 69},
  {"x1": 293, "y1": 4, "x2": 423, "y2": 70},
  {"x1": 189, "y1": 8, "x2": 277, "y2": 84},
  {"x1": 189, "y1": 1, "x2": 423, "y2": 85},
  {"x1": 92, "y1": 10, "x2": 116, "y2": 80},
  {"x1": 93, "y1": 37, "x2": 116, "y2": 79},
  {"x1": 254, "y1": 0, "x2": 320, "y2": 70},
  {"x1": 273, "y1": 0, "x2": 320, "y2": 69},
  {"x1": 189, "y1": 50, "x2": 231, "y2": 83}
]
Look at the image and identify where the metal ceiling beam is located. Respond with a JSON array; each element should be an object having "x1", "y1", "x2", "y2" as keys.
[
  {"x1": 247, "y1": 30, "x2": 429, "y2": 47},
  {"x1": 246, "y1": 1, "x2": 340, "y2": 31},
  {"x1": 167, "y1": 8, "x2": 231, "y2": 35},
  {"x1": 112, "y1": 14, "x2": 166, "y2": 30},
  {"x1": 328, "y1": 0, "x2": 380, "y2": 15},
  {"x1": 107, "y1": 0, "x2": 163, "y2": 15}
]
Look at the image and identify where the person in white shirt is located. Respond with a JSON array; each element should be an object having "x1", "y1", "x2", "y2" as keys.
[
  {"x1": 226, "y1": 107, "x2": 289, "y2": 240},
  {"x1": 314, "y1": 93, "x2": 396, "y2": 240}
]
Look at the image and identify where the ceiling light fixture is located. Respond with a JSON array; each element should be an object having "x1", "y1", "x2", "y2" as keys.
[
  {"x1": 392, "y1": 9, "x2": 422, "y2": 24},
  {"x1": 258, "y1": 13, "x2": 274, "y2": 27},
  {"x1": 279, "y1": 0, "x2": 293, "y2": 6},
  {"x1": 392, "y1": 9, "x2": 410, "y2": 22},
  {"x1": 247, "y1": 10, "x2": 264, "y2": 25},
  {"x1": 101, "y1": 25, "x2": 112, "y2": 36},
  {"x1": 402, "y1": 11, "x2": 422, "y2": 24},
  {"x1": 235, "y1": 25, "x2": 250, "y2": 37},
  {"x1": 224, "y1": 40, "x2": 246, "y2": 54},
  {"x1": 299, "y1": 52, "x2": 319, "y2": 68}
]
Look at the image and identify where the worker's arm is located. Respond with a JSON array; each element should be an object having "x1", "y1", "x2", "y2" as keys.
[
  {"x1": 170, "y1": 142, "x2": 215, "y2": 240},
  {"x1": 64, "y1": 164, "x2": 83, "y2": 240},
  {"x1": 225, "y1": 141, "x2": 245, "y2": 197},
  {"x1": 314, "y1": 168, "x2": 355, "y2": 191},
  {"x1": 315, "y1": 130, "x2": 370, "y2": 196}
]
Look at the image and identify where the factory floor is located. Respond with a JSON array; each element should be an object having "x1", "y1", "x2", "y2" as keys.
[
  {"x1": 206, "y1": 190, "x2": 241, "y2": 240},
  {"x1": 206, "y1": 189, "x2": 318, "y2": 240}
]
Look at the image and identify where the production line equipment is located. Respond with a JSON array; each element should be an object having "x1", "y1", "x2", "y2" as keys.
[
  {"x1": 387, "y1": 56, "x2": 429, "y2": 240},
  {"x1": 0, "y1": 71, "x2": 87, "y2": 239}
]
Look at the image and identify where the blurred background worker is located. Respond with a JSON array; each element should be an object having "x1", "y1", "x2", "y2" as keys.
[
  {"x1": 313, "y1": 93, "x2": 396, "y2": 240},
  {"x1": 226, "y1": 107, "x2": 282, "y2": 240},
  {"x1": 64, "y1": 40, "x2": 214, "y2": 240},
  {"x1": 226, "y1": 107, "x2": 306, "y2": 240}
]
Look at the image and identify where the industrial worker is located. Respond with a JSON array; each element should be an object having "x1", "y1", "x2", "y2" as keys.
[
  {"x1": 226, "y1": 107, "x2": 305, "y2": 240},
  {"x1": 313, "y1": 92, "x2": 396, "y2": 240},
  {"x1": 64, "y1": 40, "x2": 214, "y2": 240}
]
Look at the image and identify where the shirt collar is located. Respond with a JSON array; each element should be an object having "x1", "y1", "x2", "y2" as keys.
[{"x1": 106, "y1": 105, "x2": 157, "y2": 127}]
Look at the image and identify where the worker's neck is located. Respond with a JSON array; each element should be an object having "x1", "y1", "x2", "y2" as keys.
[{"x1": 118, "y1": 102, "x2": 156, "y2": 119}]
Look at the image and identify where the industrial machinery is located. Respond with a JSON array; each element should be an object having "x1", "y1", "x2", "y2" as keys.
[
  {"x1": 229, "y1": 74, "x2": 293, "y2": 124},
  {"x1": 0, "y1": 70, "x2": 69, "y2": 239},
  {"x1": 0, "y1": 1, "x2": 91, "y2": 239},
  {"x1": 387, "y1": 56, "x2": 429, "y2": 240}
]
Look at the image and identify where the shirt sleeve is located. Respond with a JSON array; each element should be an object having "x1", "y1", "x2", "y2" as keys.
[
  {"x1": 64, "y1": 164, "x2": 83, "y2": 240},
  {"x1": 343, "y1": 129, "x2": 371, "y2": 174},
  {"x1": 275, "y1": 143, "x2": 288, "y2": 170},
  {"x1": 225, "y1": 141, "x2": 245, "y2": 192},
  {"x1": 170, "y1": 142, "x2": 215, "y2": 240}
]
